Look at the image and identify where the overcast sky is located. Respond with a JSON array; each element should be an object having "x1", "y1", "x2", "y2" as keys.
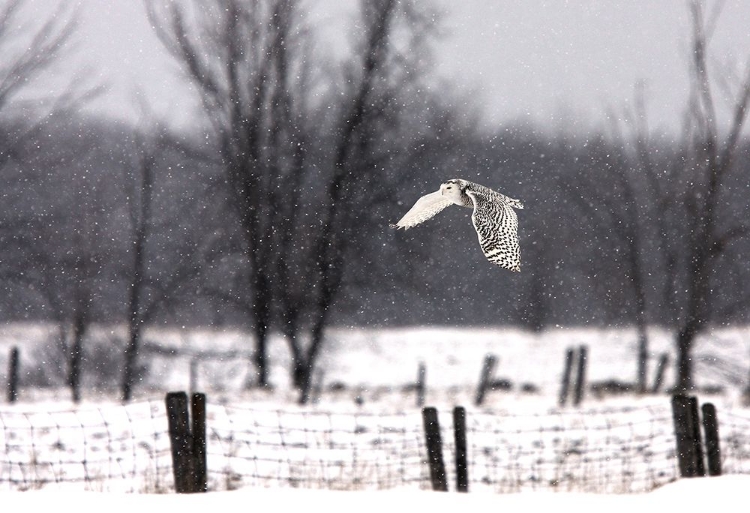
[
  {"x1": 40, "y1": 1, "x2": 750, "y2": 134},
  {"x1": 436, "y1": 1, "x2": 750, "y2": 134}
]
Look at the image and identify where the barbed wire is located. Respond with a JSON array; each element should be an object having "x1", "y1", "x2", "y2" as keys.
[{"x1": 1, "y1": 400, "x2": 749, "y2": 493}]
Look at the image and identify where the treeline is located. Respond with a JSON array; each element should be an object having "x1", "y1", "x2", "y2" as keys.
[{"x1": 3, "y1": 113, "x2": 749, "y2": 331}]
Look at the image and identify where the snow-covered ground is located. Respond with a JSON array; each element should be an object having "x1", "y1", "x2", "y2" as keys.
[
  {"x1": 2, "y1": 475, "x2": 748, "y2": 513},
  {"x1": 1, "y1": 323, "x2": 747, "y2": 408},
  {"x1": 1, "y1": 323, "x2": 749, "y2": 506}
]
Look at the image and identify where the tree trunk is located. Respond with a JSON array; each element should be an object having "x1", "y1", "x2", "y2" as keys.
[
  {"x1": 69, "y1": 305, "x2": 86, "y2": 403},
  {"x1": 122, "y1": 322, "x2": 141, "y2": 402},
  {"x1": 675, "y1": 323, "x2": 698, "y2": 393},
  {"x1": 250, "y1": 324, "x2": 270, "y2": 388},
  {"x1": 122, "y1": 143, "x2": 154, "y2": 402},
  {"x1": 297, "y1": 356, "x2": 315, "y2": 405},
  {"x1": 632, "y1": 270, "x2": 649, "y2": 394},
  {"x1": 298, "y1": 313, "x2": 329, "y2": 404},
  {"x1": 293, "y1": 358, "x2": 308, "y2": 393},
  {"x1": 248, "y1": 269, "x2": 272, "y2": 388}
]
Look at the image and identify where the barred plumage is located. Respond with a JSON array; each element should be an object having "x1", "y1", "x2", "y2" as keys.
[{"x1": 392, "y1": 179, "x2": 524, "y2": 272}]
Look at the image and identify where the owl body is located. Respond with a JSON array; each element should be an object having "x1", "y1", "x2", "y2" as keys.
[{"x1": 393, "y1": 179, "x2": 523, "y2": 272}]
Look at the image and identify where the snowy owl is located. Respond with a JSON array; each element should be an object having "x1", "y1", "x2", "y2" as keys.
[{"x1": 392, "y1": 179, "x2": 524, "y2": 272}]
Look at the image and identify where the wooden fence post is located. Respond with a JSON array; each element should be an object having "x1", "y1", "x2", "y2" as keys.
[
  {"x1": 475, "y1": 354, "x2": 497, "y2": 406},
  {"x1": 416, "y1": 363, "x2": 426, "y2": 407},
  {"x1": 651, "y1": 353, "x2": 669, "y2": 393},
  {"x1": 701, "y1": 402, "x2": 721, "y2": 476},
  {"x1": 422, "y1": 407, "x2": 447, "y2": 491},
  {"x1": 166, "y1": 391, "x2": 208, "y2": 493},
  {"x1": 453, "y1": 406, "x2": 468, "y2": 492},
  {"x1": 671, "y1": 394, "x2": 702, "y2": 477},
  {"x1": 688, "y1": 396, "x2": 706, "y2": 477},
  {"x1": 191, "y1": 393, "x2": 207, "y2": 492},
  {"x1": 572, "y1": 345, "x2": 588, "y2": 406},
  {"x1": 166, "y1": 392, "x2": 193, "y2": 493},
  {"x1": 8, "y1": 346, "x2": 19, "y2": 403},
  {"x1": 558, "y1": 347, "x2": 575, "y2": 407}
]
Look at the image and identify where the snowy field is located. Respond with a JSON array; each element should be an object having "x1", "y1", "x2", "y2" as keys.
[
  {"x1": 1, "y1": 323, "x2": 750, "y2": 508},
  {"x1": 3, "y1": 475, "x2": 750, "y2": 513},
  {"x1": 1, "y1": 323, "x2": 747, "y2": 408}
]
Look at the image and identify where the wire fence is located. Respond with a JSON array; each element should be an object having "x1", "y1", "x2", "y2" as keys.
[
  {"x1": 0, "y1": 401, "x2": 173, "y2": 492},
  {"x1": 2, "y1": 399, "x2": 750, "y2": 493},
  {"x1": 716, "y1": 408, "x2": 750, "y2": 475},
  {"x1": 207, "y1": 406, "x2": 428, "y2": 491},
  {"x1": 464, "y1": 404, "x2": 677, "y2": 493}
]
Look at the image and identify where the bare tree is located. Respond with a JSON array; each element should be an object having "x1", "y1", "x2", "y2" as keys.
[
  {"x1": 559, "y1": 131, "x2": 655, "y2": 391},
  {"x1": 577, "y1": 1, "x2": 750, "y2": 393},
  {"x1": 0, "y1": 0, "x2": 81, "y2": 245},
  {"x1": 147, "y1": 0, "x2": 438, "y2": 396},
  {"x1": 121, "y1": 132, "x2": 156, "y2": 402},
  {"x1": 0, "y1": 0, "x2": 98, "y2": 402},
  {"x1": 0, "y1": 1, "x2": 74, "y2": 104},
  {"x1": 292, "y1": 0, "x2": 437, "y2": 401},
  {"x1": 0, "y1": 0, "x2": 98, "y2": 166},
  {"x1": 28, "y1": 156, "x2": 109, "y2": 402},
  {"x1": 670, "y1": 0, "x2": 750, "y2": 391},
  {"x1": 120, "y1": 126, "x2": 217, "y2": 401},
  {"x1": 146, "y1": 0, "x2": 305, "y2": 387}
]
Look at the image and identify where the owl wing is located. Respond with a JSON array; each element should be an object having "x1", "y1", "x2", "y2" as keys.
[
  {"x1": 392, "y1": 189, "x2": 453, "y2": 229},
  {"x1": 466, "y1": 189, "x2": 521, "y2": 272}
]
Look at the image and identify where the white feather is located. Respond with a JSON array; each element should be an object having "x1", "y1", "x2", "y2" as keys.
[{"x1": 392, "y1": 190, "x2": 453, "y2": 229}]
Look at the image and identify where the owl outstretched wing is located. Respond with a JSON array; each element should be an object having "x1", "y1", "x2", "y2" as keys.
[
  {"x1": 392, "y1": 190, "x2": 453, "y2": 229},
  {"x1": 466, "y1": 189, "x2": 521, "y2": 272}
]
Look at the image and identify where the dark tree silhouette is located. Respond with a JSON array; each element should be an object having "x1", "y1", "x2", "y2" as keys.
[
  {"x1": 574, "y1": 0, "x2": 750, "y2": 393},
  {"x1": 671, "y1": 0, "x2": 750, "y2": 391},
  {"x1": 121, "y1": 131, "x2": 156, "y2": 402},
  {"x1": 146, "y1": 0, "x2": 311, "y2": 388},
  {"x1": 120, "y1": 125, "x2": 218, "y2": 401},
  {"x1": 0, "y1": 0, "x2": 100, "y2": 403},
  {"x1": 147, "y1": 0, "x2": 439, "y2": 398}
]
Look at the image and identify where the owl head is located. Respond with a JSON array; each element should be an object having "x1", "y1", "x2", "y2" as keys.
[{"x1": 440, "y1": 179, "x2": 468, "y2": 205}]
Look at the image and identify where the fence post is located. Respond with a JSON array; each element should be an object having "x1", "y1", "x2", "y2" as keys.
[
  {"x1": 166, "y1": 391, "x2": 208, "y2": 493},
  {"x1": 422, "y1": 407, "x2": 447, "y2": 491},
  {"x1": 8, "y1": 346, "x2": 19, "y2": 403},
  {"x1": 475, "y1": 354, "x2": 497, "y2": 406},
  {"x1": 191, "y1": 393, "x2": 207, "y2": 492},
  {"x1": 651, "y1": 353, "x2": 669, "y2": 393},
  {"x1": 416, "y1": 363, "x2": 426, "y2": 407},
  {"x1": 701, "y1": 402, "x2": 721, "y2": 476},
  {"x1": 688, "y1": 396, "x2": 706, "y2": 477},
  {"x1": 558, "y1": 347, "x2": 575, "y2": 407},
  {"x1": 572, "y1": 345, "x2": 588, "y2": 406},
  {"x1": 453, "y1": 406, "x2": 468, "y2": 492},
  {"x1": 671, "y1": 394, "x2": 702, "y2": 477},
  {"x1": 166, "y1": 392, "x2": 193, "y2": 492}
]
